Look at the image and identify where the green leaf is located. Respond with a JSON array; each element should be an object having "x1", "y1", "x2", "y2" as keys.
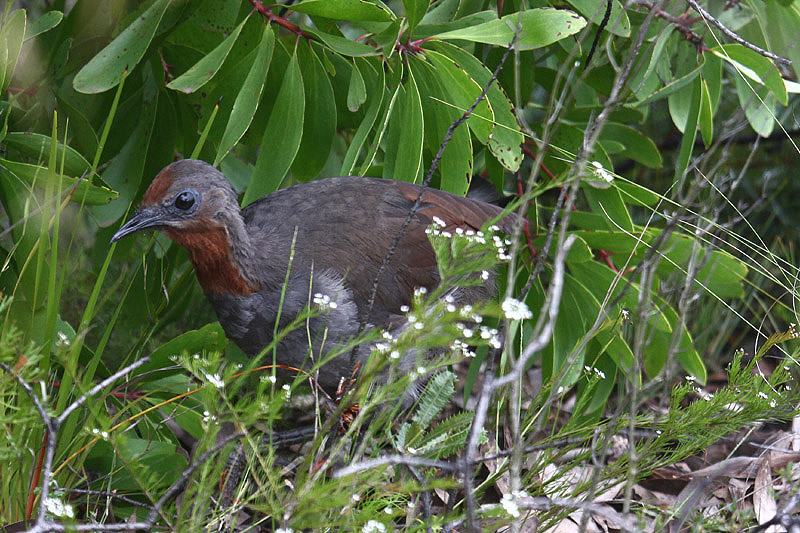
[
  {"x1": 711, "y1": 44, "x2": 787, "y2": 105},
  {"x1": 412, "y1": 371, "x2": 456, "y2": 427},
  {"x1": 703, "y1": 52, "x2": 722, "y2": 115},
  {"x1": 245, "y1": 49, "x2": 305, "y2": 204},
  {"x1": 167, "y1": 13, "x2": 250, "y2": 94},
  {"x1": 286, "y1": 0, "x2": 394, "y2": 21},
  {"x1": 403, "y1": 0, "x2": 429, "y2": 32},
  {"x1": 433, "y1": 8, "x2": 586, "y2": 50},
  {"x1": 734, "y1": 73, "x2": 776, "y2": 138},
  {"x1": 410, "y1": 57, "x2": 473, "y2": 195},
  {"x1": 615, "y1": 180, "x2": 660, "y2": 207},
  {"x1": 565, "y1": 0, "x2": 630, "y2": 37},
  {"x1": 0, "y1": 9, "x2": 25, "y2": 94},
  {"x1": 602, "y1": 123, "x2": 662, "y2": 168},
  {"x1": 26, "y1": 10, "x2": 63, "y2": 41},
  {"x1": 431, "y1": 42, "x2": 523, "y2": 172},
  {"x1": 698, "y1": 78, "x2": 713, "y2": 148},
  {"x1": 636, "y1": 61, "x2": 704, "y2": 108},
  {"x1": 0, "y1": 159, "x2": 117, "y2": 205},
  {"x1": 420, "y1": 0, "x2": 461, "y2": 25},
  {"x1": 292, "y1": 44, "x2": 337, "y2": 180},
  {"x1": 347, "y1": 58, "x2": 367, "y2": 112},
  {"x1": 574, "y1": 229, "x2": 747, "y2": 299},
  {"x1": 676, "y1": 77, "x2": 701, "y2": 176},
  {"x1": 304, "y1": 27, "x2": 380, "y2": 56},
  {"x1": 341, "y1": 60, "x2": 386, "y2": 175},
  {"x1": 424, "y1": 48, "x2": 493, "y2": 144},
  {"x1": 214, "y1": 25, "x2": 274, "y2": 166},
  {"x1": 383, "y1": 68, "x2": 424, "y2": 182},
  {"x1": 582, "y1": 185, "x2": 634, "y2": 233},
  {"x1": 137, "y1": 323, "x2": 228, "y2": 375},
  {"x1": 568, "y1": 260, "x2": 704, "y2": 382},
  {"x1": 3, "y1": 132, "x2": 91, "y2": 177},
  {"x1": 73, "y1": 0, "x2": 170, "y2": 93}
]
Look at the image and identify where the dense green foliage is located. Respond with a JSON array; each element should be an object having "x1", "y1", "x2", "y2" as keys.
[{"x1": 1, "y1": 0, "x2": 799, "y2": 530}]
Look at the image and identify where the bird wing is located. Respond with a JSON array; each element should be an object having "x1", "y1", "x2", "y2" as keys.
[{"x1": 242, "y1": 177, "x2": 512, "y2": 326}]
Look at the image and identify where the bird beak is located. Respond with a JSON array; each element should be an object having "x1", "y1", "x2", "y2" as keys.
[{"x1": 111, "y1": 207, "x2": 167, "y2": 243}]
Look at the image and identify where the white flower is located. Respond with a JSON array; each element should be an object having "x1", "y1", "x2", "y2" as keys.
[
  {"x1": 202, "y1": 370, "x2": 224, "y2": 389},
  {"x1": 313, "y1": 293, "x2": 338, "y2": 310},
  {"x1": 432, "y1": 216, "x2": 446, "y2": 227},
  {"x1": 44, "y1": 497, "x2": 75, "y2": 519},
  {"x1": 502, "y1": 298, "x2": 532, "y2": 320},
  {"x1": 362, "y1": 520, "x2": 387, "y2": 533},
  {"x1": 90, "y1": 428, "x2": 109, "y2": 439},
  {"x1": 501, "y1": 493, "x2": 520, "y2": 518}
]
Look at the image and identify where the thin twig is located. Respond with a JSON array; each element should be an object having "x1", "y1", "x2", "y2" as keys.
[{"x1": 685, "y1": 0, "x2": 792, "y2": 65}]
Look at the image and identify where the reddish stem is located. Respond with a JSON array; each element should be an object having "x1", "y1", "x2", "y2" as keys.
[
  {"x1": 26, "y1": 431, "x2": 47, "y2": 520},
  {"x1": 250, "y1": 0, "x2": 317, "y2": 41}
]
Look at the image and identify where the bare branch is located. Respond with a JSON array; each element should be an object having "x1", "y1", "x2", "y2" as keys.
[{"x1": 685, "y1": 0, "x2": 792, "y2": 65}]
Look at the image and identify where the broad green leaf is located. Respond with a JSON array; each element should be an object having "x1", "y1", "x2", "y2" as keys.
[
  {"x1": 631, "y1": 29, "x2": 673, "y2": 101},
  {"x1": 615, "y1": 180, "x2": 660, "y2": 207},
  {"x1": 73, "y1": 0, "x2": 170, "y2": 93},
  {"x1": 341, "y1": 60, "x2": 386, "y2": 175},
  {"x1": 703, "y1": 52, "x2": 722, "y2": 115},
  {"x1": 420, "y1": 0, "x2": 461, "y2": 25},
  {"x1": 432, "y1": 42, "x2": 523, "y2": 172},
  {"x1": 26, "y1": 10, "x2": 63, "y2": 41},
  {"x1": 574, "y1": 229, "x2": 747, "y2": 299},
  {"x1": 136, "y1": 323, "x2": 227, "y2": 375},
  {"x1": 433, "y1": 8, "x2": 586, "y2": 50},
  {"x1": 761, "y1": 0, "x2": 800, "y2": 81},
  {"x1": 534, "y1": 233, "x2": 593, "y2": 264},
  {"x1": 403, "y1": 0, "x2": 430, "y2": 32},
  {"x1": 358, "y1": 81, "x2": 402, "y2": 176},
  {"x1": 245, "y1": 50, "x2": 305, "y2": 204},
  {"x1": 347, "y1": 58, "x2": 367, "y2": 112},
  {"x1": 292, "y1": 44, "x2": 336, "y2": 180},
  {"x1": 0, "y1": 159, "x2": 117, "y2": 205},
  {"x1": 214, "y1": 25, "x2": 274, "y2": 166},
  {"x1": 711, "y1": 44, "x2": 787, "y2": 105},
  {"x1": 424, "y1": 49, "x2": 493, "y2": 144},
  {"x1": 734, "y1": 74, "x2": 776, "y2": 138},
  {"x1": 167, "y1": 14, "x2": 250, "y2": 94},
  {"x1": 384, "y1": 69, "x2": 424, "y2": 182},
  {"x1": 543, "y1": 124, "x2": 612, "y2": 178},
  {"x1": 601, "y1": 123, "x2": 662, "y2": 168},
  {"x1": 636, "y1": 61, "x2": 703, "y2": 108},
  {"x1": 304, "y1": 27, "x2": 380, "y2": 56},
  {"x1": 3, "y1": 132, "x2": 91, "y2": 177},
  {"x1": 0, "y1": 9, "x2": 25, "y2": 94},
  {"x1": 699, "y1": 78, "x2": 713, "y2": 147},
  {"x1": 565, "y1": 0, "x2": 630, "y2": 36},
  {"x1": 287, "y1": 0, "x2": 394, "y2": 21},
  {"x1": 676, "y1": 77, "x2": 701, "y2": 176},
  {"x1": 582, "y1": 185, "x2": 634, "y2": 232},
  {"x1": 568, "y1": 260, "x2": 704, "y2": 382},
  {"x1": 414, "y1": 10, "x2": 498, "y2": 39},
  {"x1": 410, "y1": 58, "x2": 473, "y2": 195}
]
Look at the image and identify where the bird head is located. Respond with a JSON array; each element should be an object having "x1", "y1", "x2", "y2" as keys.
[{"x1": 111, "y1": 159, "x2": 240, "y2": 243}]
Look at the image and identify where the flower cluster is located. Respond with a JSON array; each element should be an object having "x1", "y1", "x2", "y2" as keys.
[
  {"x1": 313, "y1": 292, "x2": 338, "y2": 310},
  {"x1": 502, "y1": 297, "x2": 532, "y2": 320}
]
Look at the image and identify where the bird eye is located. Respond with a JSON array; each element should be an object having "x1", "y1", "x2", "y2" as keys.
[{"x1": 174, "y1": 191, "x2": 195, "y2": 210}]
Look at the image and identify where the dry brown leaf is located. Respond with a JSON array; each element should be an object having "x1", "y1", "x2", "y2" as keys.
[{"x1": 754, "y1": 456, "x2": 781, "y2": 533}]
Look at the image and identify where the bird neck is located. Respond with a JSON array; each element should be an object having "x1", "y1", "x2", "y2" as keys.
[{"x1": 166, "y1": 218, "x2": 260, "y2": 296}]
